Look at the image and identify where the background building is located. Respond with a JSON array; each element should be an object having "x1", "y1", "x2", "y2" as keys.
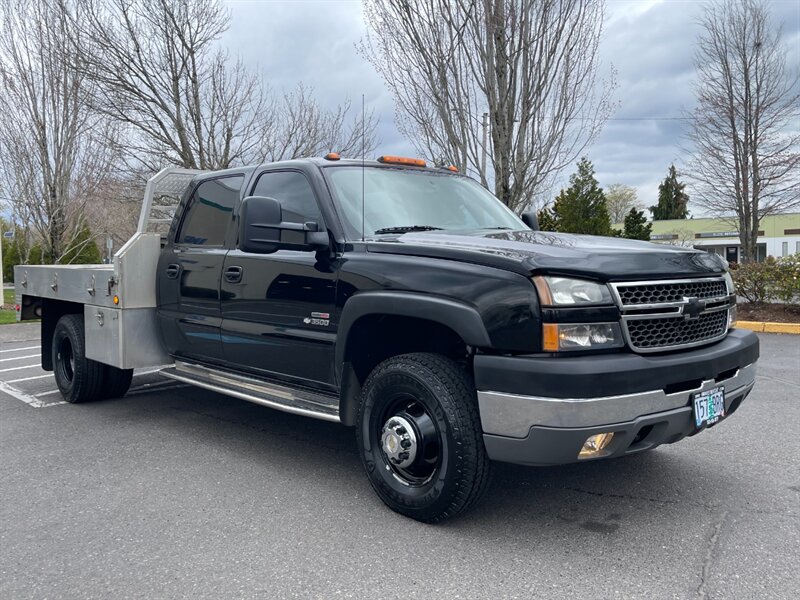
[{"x1": 646, "y1": 213, "x2": 800, "y2": 263}]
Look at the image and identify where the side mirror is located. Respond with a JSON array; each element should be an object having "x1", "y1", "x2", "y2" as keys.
[
  {"x1": 239, "y1": 196, "x2": 328, "y2": 254},
  {"x1": 521, "y1": 210, "x2": 539, "y2": 231}
]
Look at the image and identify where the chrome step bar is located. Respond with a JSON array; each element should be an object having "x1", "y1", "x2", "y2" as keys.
[{"x1": 161, "y1": 361, "x2": 340, "y2": 423}]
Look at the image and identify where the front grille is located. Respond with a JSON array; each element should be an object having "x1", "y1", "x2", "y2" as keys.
[
  {"x1": 625, "y1": 310, "x2": 728, "y2": 351},
  {"x1": 612, "y1": 277, "x2": 732, "y2": 353},
  {"x1": 616, "y1": 279, "x2": 727, "y2": 306}
]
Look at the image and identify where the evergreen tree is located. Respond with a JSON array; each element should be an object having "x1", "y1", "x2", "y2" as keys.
[
  {"x1": 551, "y1": 157, "x2": 612, "y2": 235},
  {"x1": 622, "y1": 207, "x2": 653, "y2": 240},
  {"x1": 536, "y1": 206, "x2": 559, "y2": 231},
  {"x1": 59, "y1": 221, "x2": 101, "y2": 265},
  {"x1": 651, "y1": 164, "x2": 689, "y2": 220}
]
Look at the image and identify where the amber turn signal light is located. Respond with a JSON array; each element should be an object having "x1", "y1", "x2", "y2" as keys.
[{"x1": 377, "y1": 155, "x2": 427, "y2": 167}]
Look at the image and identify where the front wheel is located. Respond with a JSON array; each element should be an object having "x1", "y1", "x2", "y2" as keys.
[{"x1": 356, "y1": 353, "x2": 491, "y2": 523}]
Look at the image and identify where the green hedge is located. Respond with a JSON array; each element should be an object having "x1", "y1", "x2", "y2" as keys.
[{"x1": 731, "y1": 255, "x2": 800, "y2": 305}]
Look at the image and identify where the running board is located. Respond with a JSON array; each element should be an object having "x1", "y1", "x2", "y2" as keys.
[{"x1": 161, "y1": 361, "x2": 340, "y2": 423}]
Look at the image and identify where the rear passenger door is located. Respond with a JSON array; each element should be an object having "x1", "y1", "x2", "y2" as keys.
[
  {"x1": 219, "y1": 170, "x2": 338, "y2": 387},
  {"x1": 157, "y1": 175, "x2": 243, "y2": 362}
]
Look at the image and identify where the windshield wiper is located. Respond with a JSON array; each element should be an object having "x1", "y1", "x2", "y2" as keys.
[{"x1": 373, "y1": 225, "x2": 444, "y2": 235}]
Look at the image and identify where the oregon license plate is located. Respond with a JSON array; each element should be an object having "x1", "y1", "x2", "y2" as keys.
[{"x1": 693, "y1": 386, "x2": 725, "y2": 429}]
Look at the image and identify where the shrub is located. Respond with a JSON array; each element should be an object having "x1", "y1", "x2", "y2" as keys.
[
  {"x1": 732, "y1": 259, "x2": 776, "y2": 303},
  {"x1": 731, "y1": 255, "x2": 800, "y2": 305},
  {"x1": 773, "y1": 255, "x2": 800, "y2": 304}
]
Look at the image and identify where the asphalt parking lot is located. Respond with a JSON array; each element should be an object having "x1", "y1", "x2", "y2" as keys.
[{"x1": 0, "y1": 323, "x2": 798, "y2": 599}]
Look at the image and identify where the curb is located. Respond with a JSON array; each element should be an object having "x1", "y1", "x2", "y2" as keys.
[{"x1": 736, "y1": 320, "x2": 800, "y2": 335}]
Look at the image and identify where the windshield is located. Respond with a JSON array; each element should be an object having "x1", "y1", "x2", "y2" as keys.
[{"x1": 325, "y1": 166, "x2": 525, "y2": 239}]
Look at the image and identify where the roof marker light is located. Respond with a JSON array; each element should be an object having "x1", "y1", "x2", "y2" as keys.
[
  {"x1": 377, "y1": 155, "x2": 427, "y2": 167},
  {"x1": 324, "y1": 152, "x2": 341, "y2": 161}
]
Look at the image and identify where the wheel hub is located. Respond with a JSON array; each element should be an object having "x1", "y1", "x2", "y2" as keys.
[{"x1": 381, "y1": 415, "x2": 417, "y2": 469}]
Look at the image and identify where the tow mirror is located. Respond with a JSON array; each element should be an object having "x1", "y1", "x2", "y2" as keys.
[
  {"x1": 239, "y1": 196, "x2": 328, "y2": 254},
  {"x1": 521, "y1": 210, "x2": 539, "y2": 231}
]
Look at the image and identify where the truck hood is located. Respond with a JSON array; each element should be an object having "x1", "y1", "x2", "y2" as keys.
[{"x1": 366, "y1": 229, "x2": 727, "y2": 280}]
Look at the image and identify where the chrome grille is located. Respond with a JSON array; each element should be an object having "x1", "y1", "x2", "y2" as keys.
[
  {"x1": 611, "y1": 277, "x2": 733, "y2": 353},
  {"x1": 616, "y1": 280, "x2": 727, "y2": 306},
  {"x1": 625, "y1": 311, "x2": 728, "y2": 350}
]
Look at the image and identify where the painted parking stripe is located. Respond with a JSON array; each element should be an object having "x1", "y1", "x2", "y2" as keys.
[
  {"x1": 6, "y1": 374, "x2": 51, "y2": 383},
  {"x1": 0, "y1": 354, "x2": 40, "y2": 363},
  {"x1": 0, "y1": 345, "x2": 40, "y2": 354},
  {"x1": 0, "y1": 364, "x2": 46, "y2": 373},
  {"x1": 0, "y1": 381, "x2": 66, "y2": 408}
]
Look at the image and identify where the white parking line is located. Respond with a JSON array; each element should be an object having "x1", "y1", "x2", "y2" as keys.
[
  {"x1": 0, "y1": 345, "x2": 39, "y2": 354},
  {"x1": 0, "y1": 354, "x2": 40, "y2": 363},
  {"x1": 6, "y1": 374, "x2": 50, "y2": 383},
  {"x1": 1, "y1": 366, "x2": 175, "y2": 407},
  {"x1": 0, "y1": 381, "x2": 66, "y2": 408},
  {"x1": 0, "y1": 364, "x2": 45, "y2": 373}
]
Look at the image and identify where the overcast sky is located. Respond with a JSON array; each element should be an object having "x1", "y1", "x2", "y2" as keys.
[{"x1": 222, "y1": 0, "x2": 800, "y2": 213}]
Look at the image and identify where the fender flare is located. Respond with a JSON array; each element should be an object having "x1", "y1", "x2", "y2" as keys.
[
  {"x1": 335, "y1": 291, "x2": 491, "y2": 373},
  {"x1": 335, "y1": 291, "x2": 492, "y2": 426}
]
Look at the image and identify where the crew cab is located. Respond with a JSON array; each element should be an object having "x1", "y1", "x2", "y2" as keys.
[{"x1": 15, "y1": 155, "x2": 759, "y2": 523}]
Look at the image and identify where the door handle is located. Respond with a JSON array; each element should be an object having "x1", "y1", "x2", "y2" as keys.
[
  {"x1": 224, "y1": 266, "x2": 243, "y2": 284},
  {"x1": 165, "y1": 264, "x2": 181, "y2": 279}
]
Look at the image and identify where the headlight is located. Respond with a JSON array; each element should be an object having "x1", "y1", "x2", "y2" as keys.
[
  {"x1": 533, "y1": 276, "x2": 613, "y2": 306},
  {"x1": 543, "y1": 322, "x2": 625, "y2": 352}
]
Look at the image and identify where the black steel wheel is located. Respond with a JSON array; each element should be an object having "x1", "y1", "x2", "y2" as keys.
[
  {"x1": 52, "y1": 314, "x2": 105, "y2": 403},
  {"x1": 356, "y1": 353, "x2": 491, "y2": 523}
]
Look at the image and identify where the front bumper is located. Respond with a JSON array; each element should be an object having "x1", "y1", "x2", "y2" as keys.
[{"x1": 475, "y1": 329, "x2": 759, "y2": 466}]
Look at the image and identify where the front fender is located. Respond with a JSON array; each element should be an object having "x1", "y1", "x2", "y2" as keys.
[{"x1": 335, "y1": 291, "x2": 492, "y2": 373}]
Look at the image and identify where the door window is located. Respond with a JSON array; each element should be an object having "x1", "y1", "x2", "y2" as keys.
[
  {"x1": 251, "y1": 171, "x2": 322, "y2": 225},
  {"x1": 177, "y1": 175, "x2": 243, "y2": 246}
]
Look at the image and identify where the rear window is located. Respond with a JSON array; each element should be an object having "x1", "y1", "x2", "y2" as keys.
[{"x1": 177, "y1": 176, "x2": 243, "y2": 246}]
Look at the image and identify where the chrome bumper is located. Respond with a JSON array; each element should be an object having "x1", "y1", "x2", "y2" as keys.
[{"x1": 477, "y1": 362, "x2": 756, "y2": 439}]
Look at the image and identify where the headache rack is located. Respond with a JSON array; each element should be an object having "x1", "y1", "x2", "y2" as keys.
[{"x1": 15, "y1": 167, "x2": 202, "y2": 369}]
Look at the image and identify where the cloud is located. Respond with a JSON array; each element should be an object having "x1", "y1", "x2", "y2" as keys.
[{"x1": 221, "y1": 0, "x2": 800, "y2": 212}]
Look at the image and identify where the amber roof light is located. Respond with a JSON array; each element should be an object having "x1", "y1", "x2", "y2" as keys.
[
  {"x1": 377, "y1": 155, "x2": 427, "y2": 167},
  {"x1": 324, "y1": 152, "x2": 341, "y2": 161}
]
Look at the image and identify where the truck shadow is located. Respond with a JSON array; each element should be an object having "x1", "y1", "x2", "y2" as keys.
[{"x1": 114, "y1": 385, "x2": 730, "y2": 538}]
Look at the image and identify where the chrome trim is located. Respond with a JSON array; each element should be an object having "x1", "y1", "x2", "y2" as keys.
[
  {"x1": 161, "y1": 361, "x2": 340, "y2": 423},
  {"x1": 477, "y1": 363, "x2": 756, "y2": 438},
  {"x1": 609, "y1": 276, "x2": 729, "y2": 309},
  {"x1": 609, "y1": 277, "x2": 733, "y2": 353}
]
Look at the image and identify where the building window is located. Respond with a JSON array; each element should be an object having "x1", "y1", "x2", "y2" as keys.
[{"x1": 782, "y1": 242, "x2": 788, "y2": 257}]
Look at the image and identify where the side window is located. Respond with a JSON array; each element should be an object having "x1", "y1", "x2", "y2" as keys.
[
  {"x1": 177, "y1": 175, "x2": 243, "y2": 246},
  {"x1": 251, "y1": 171, "x2": 321, "y2": 225}
]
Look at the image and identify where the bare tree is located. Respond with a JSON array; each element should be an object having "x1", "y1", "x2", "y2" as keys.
[
  {"x1": 360, "y1": 0, "x2": 617, "y2": 212},
  {"x1": 0, "y1": 0, "x2": 117, "y2": 264},
  {"x1": 74, "y1": 0, "x2": 377, "y2": 172},
  {"x1": 605, "y1": 184, "x2": 642, "y2": 224},
  {"x1": 264, "y1": 85, "x2": 378, "y2": 162},
  {"x1": 686, "y1": 0, "x2": 800, "y2": 262}
]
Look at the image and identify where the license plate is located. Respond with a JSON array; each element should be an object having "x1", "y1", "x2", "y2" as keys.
[{"x1": 693, "y1": 386, "x2": 725, "y2": 429}]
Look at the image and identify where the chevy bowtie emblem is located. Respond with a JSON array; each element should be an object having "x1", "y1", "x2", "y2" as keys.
[{"x1": 681, "y1": 296, "x2": 706, "y2": 320}]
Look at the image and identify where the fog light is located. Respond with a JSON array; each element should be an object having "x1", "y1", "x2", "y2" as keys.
[{"x1": 578, "y1": 432, "x2": 615, "y2": 459}]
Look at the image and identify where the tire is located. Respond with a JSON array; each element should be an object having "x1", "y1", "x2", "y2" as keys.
[
  {"x1": 101, "y1": 365, "x2": 133, "y2": 399},
  {"x1": 356, "y1": 353, "x2": 491, "y2": 523},
  {"x1": 52, "y1": 314, "x2": 105, "y2": 403}
]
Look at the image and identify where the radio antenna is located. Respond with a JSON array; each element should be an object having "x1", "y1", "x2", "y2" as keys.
[{"x1": 361, "y1": 93, "x2": 366, "y2": 242}]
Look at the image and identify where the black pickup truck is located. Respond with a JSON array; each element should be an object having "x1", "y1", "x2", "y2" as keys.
[{"x1": 18, "y1": 155, "x2": 759, "y2": 523}]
